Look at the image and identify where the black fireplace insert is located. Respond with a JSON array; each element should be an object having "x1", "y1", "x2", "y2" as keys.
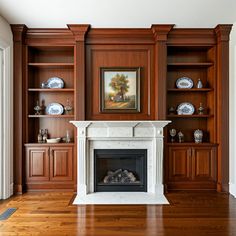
[{"x1": 94, "y1": 149, "x2": 147, "y2": 192}]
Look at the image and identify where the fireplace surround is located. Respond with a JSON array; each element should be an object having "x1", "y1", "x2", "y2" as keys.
[{"x1": 71, "y1": 120, "x2": 170, "y2": 204}]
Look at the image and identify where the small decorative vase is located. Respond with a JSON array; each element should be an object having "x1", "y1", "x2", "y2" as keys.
[
  {"x1": 34, "y1": 100, "x2": 42, "y2": 115},
  {"x1": 169, "y1": 129, "x2": 176, "y2": 143},
  {"x1": 198, "y1": 103, "x2": 204, "y2": 115},
  {"x1": 196, "y1": 78, "x2": 203, "y2": 88},
  {"x1": 64, "y1": 98, "x2": 72, "y2": 114},
  {"x1": 168, "y1": 106, "x2": 176, "y2": 115},
  {"x1": 65, "y1": 130, "x2": 71, "y2": 143},
  {"x1": 194, "y1": 129, "x2": 203, "y2": 143}
]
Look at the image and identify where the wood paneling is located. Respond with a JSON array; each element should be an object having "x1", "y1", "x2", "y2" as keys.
[
  {"x1": 167, "y1": 144, "x2": 217, "y2": 190},
  {"x1": 215, "y1": 24, "x2": 233, "y2": 192},
  {"x1": 192, "y1": 147, "x2": 216, "y2": 181},
  {"x1": 50, "y1": 146, "x2": 73, "y2": 181},
  {"x1": 168, "y1": 147, "x2": 191, "y2": 181},
  {"x1": 11, "y1": 24, "x2": 232, "y2": 193},
  {"x1": 86, "y1": 44, "x2": 154, "y2": 120},
  {"x1": 26, "y1": 147, "x2": 49, "y2": 181}
]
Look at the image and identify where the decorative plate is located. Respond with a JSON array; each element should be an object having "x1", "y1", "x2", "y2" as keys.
[
  {"x1": 176, "y1": 77, "x2": 194, "y2": 89},
  {"x1": 47, "y1": 77, "x2": 64, "y2": 89},
  {"x1": 177, "y1": 102, "x2": 195, "y2": 115},
  {"x1": 46, "y1": 103, "x2": 64, "y2": 115}
]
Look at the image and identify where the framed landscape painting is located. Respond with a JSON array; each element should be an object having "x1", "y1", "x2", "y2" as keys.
[{"x1": 100, "y1": 67, "x2": 141, "y2": 113}]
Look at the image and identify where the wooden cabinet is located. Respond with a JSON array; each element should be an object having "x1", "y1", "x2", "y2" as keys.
[
  {"x1": 26, "y1": 147, "x2": 50, "y2": 181},
  {"x1": 168, "y1": 146, "x2": 191, "y2": 182},
  {"x1": 50, "y1": 146, "x2": 73, "y2": 181},
  {"x1": 25, "y1": 144, "x2": 74, "y2": 190},
  {"x1": 167, "y1": 144, "x2": 217, "y2": 190}
]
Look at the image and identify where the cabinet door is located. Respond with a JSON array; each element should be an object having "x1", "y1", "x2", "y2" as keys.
[
  {"x1": 26, "y1": 147, "x2": 50, "y2": 181},
  {"x1": 192, "y1": 147, "x2": 216, "y2": 181},
  {"x1": 168, "y1": 146, "x2": 192, "y2": 181},
  {"x1": 50, "y1": 147, "x2": 73, "y2": 181}
]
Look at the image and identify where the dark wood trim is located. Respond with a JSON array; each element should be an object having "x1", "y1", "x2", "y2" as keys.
[
  {"x1": 152, "y1": 24, "x2": 174, "y2": 119},
  {"x1": 68, "y1": 24, "x2": 90, "y2": 120},
  {"x1": 214, "y1": 24, "x2": 233, "y2": 192},
  {"x1": 11, "y1": 24, "x2": 28, "y2": 194},
  {"x1": 167, "y1": 28, "x2": 217, "y2": 45}
]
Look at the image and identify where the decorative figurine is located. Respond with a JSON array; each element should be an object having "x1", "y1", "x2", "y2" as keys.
[
  {"x1": 178, "y1": 131, "x2": 184, "y2": 143},
  {"x1": 169, "y1": 129, "x2": 177, "y2": 143},
  {"x1": 43, "y1": 129, "x2": 48, "y2": 143},
  {"x1": 168, "y1": 106, "x2": 176, "y2": 115},
  {"x1": 34, "y1": 100, "x2": 42, "y2": 115},
  {"x1": 196, "y1": 78, "x2": 203, "y2": 88},
  {"x1": 194, "y1": 129, "x2": 203, "y2": 143},
  {"x1": 64, "y1": 98, "x2": 72, "y2": 114},
  {"x1": 37, "y1": 129, "x2": 43, "y2": 143},
  {"x1": 41, "y1": 82, "x2": 48, "y2": 89},
  {"x1": 198, "y1": 103, "x2": 204, "y2": 115}
]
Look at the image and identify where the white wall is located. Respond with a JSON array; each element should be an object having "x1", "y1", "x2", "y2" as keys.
[
  {"x1": 0, "y1": 0, "x2": 236, "y2": 28},
  {"x1": 0, "y1": 15, "x2": 13, "y2": 197},
  {"x1": 230, "y1": 23, "x2": 236, "y2": 197}
]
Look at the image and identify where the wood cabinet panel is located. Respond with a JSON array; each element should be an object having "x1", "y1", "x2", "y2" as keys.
[
  {"x1": 168, "y1": 147, "x2": 191, "y2": 181},
  {"x1": 26, "y1": 147, "x2": 49, "y2": 181},
  {"x1": 167, "y1": 144, "x2": 217, "y2": 190},
  {"x1": 50, "y1": 147, "x2": 73, "y2": 181},
  {"x1": 192, "y1": 147, "x2": 216, "y2": 181}
]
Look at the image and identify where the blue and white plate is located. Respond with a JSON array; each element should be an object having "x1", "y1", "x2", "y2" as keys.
[
  {"x1": 47, "y1": 77, "x2": 64, "y2": 89},
  {"x1": 176, "y1": 77, "x2": 194, "y2": 89},
  {"x1": 177, "y1": 102, "x2": 195, "y2": 115},
  {"x1": 46, "y1": 103, "x2": 64, "y2": 115}
]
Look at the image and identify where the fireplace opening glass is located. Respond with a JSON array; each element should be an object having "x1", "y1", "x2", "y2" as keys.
[{"x1": 94, "y1": 149, "x2": 147, "y2": 192}]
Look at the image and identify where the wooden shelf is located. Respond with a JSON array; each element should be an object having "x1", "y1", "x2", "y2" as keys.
[
  {"x1": 28, "y1": 115, "x2": 74, "y2": 118},
  {"x1": 28, "y1": 63, "x2": 74, "y2": 68},
  {"x1": 167, "y1": 142, "x2": 218, "y2": 147},
  {"x1": 167, "y1": 114, "x2": 213, "y2": 118},
  {"x1": 167, "y1": 62, "x2": 214, "y2": 67},
  {"x1": 167, "y1": 88, "x2": 213, "y2": 92},
  {"x1": 25, "y1": 143, "x2": 75, "y2": 147},
  {"x1": 28, "y1": 88, "x2": 74, "y2": 92}
]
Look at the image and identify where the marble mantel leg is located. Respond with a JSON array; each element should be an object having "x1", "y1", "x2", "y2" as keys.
[{"x1": 77, "y1": 128, "x2": 88, "y2": 196}]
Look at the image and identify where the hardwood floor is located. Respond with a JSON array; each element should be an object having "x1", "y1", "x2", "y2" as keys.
[{"x1": 0, "y1": 191, "x2": 236, "y2": 236}]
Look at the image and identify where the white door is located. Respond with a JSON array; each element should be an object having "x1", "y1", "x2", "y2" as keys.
[{"x1": 0, "y1": 48, "x2": 3, "y2": 199}]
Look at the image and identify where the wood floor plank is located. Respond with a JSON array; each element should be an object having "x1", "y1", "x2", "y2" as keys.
[{"x1": 0, "y1": 191, "x2": 236, "y2": 235}]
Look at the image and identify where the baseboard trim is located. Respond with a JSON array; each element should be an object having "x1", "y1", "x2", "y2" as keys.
[{"x1": 229, "y1": 183, "x2": 236, "y2": 198}]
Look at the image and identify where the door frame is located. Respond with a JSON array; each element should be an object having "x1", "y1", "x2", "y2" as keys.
[{"x1": 0, "y1": 38, "x2": 13, "y2": 199}]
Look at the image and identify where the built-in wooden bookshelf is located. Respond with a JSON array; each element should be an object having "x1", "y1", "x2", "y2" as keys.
[{"x1": 165, "y1": 46, "x2": 218, "y2": 190}]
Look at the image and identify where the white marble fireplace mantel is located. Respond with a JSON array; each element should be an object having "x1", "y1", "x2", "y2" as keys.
[{"x1": 70, "y1": 120, "x2": 171, "y2": 204}]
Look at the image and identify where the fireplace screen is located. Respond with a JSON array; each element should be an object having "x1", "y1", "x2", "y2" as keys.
[{"x1": 94, "y1": 149, "x2": 147, "y2": 192}]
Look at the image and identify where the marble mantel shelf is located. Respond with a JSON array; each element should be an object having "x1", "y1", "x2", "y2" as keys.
[{"x1": 70, "y1": 120, "x2": 171, "y2": 205}]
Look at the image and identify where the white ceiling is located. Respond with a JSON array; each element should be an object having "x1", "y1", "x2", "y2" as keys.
[{"x1": 0, "y1": 0, "x2": 235, "y2": 28}]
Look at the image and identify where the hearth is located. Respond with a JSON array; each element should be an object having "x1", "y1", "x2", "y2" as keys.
[{"x1": 94, "y1": 149, "x2": 147, "y2": 192}]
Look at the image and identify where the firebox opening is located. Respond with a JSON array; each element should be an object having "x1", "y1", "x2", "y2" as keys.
[{"x1": 94, "y1": 149, "x2": 147, "y2": 192}]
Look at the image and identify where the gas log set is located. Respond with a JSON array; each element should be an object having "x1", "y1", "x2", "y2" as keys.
[{"x1": 103, "y1": 169, "x2": 139, "y2": 184}]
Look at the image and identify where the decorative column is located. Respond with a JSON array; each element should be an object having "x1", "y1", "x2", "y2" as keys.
[
  {"x1": 73, "y1": 121, "x2": 91, "y2": 196},
  {"x1": 152, "y1": 125, "x2": 165, "y2": 194},
  {"x1": 67, "y1": 24, "x2": 90, "y2": 120},
  {"x1": 151, "y1": 24, "x2": 174, "y2": 120},
  {"x1": 215, "y1": 24, "x2": 232, "y2": 192},
  {"x1": 11, "y1": 24, "x2": 27, "y2": 194}
]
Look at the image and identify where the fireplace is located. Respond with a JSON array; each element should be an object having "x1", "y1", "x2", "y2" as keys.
[
  {"x1": 70, "y1": 120, "x2": 171, "y2": 204},
  {"x1": 94, "y1": 149, "x2": 147, "y2": 192}
]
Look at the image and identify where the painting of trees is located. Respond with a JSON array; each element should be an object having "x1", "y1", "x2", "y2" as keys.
[
  {"x1": 109, "y1": 73, "x2": 129, "y2": 102},
  {"x1": 101, "y1": 68, "x2": 140, "y2": 111}
]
